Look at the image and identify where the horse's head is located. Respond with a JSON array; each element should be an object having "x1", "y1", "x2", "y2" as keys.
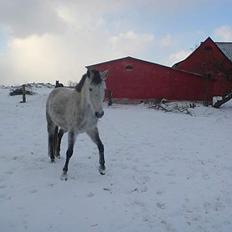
[{"x1": 86, "y1": 69, "x2": 108, "y2": 119}]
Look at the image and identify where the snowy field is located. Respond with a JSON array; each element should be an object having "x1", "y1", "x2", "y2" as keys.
[{"x1": 0, "y1": 86, "x2": 232, "y2": 232}]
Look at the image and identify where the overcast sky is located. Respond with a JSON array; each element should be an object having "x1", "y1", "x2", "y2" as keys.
[{"x1": 0, "y1": 0, "x2": 232, "y2": 85}]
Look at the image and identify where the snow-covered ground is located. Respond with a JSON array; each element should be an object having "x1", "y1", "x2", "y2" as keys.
[{"x1": 0, "y1": 87, "x2": 232, "y2": 232}]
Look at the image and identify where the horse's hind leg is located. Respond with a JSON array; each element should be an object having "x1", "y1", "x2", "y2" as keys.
[
  {"x1": 55, "y1": 129, "x2": 64, "y2": 158},
  {"x1": 47, "y1": 114, "x2": 57, "y2": 162},
  {"x1": 48, "y1": 126, "x2": 58, "y2": 162},
  {"x1": 87, "y1": 127, "x2": 105, "y2": 175}
]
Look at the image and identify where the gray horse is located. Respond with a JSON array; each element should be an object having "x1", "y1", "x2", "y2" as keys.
[{"x1": 46, "y1": 69, "x2": 108, "y2": 180}]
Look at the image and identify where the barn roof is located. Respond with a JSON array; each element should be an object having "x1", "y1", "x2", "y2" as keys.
[
  {"x1": 173, "y1": 37, "x2": 232, "y2": 69},
  {"x1": 87, "y1": 56, "x2": 199, "y2": 73},
  {"x1": 216, "y1": 42, "x2": 232, "y2": 62},
  {"x1": 86, "y1": 56, "x2": 167, "y2": 68}
]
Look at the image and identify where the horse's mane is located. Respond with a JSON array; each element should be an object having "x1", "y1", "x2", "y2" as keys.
[
  {"x1": 75, "y1": 70, "x2": 102, "y2": 92},
  {"x1": 90, "y1": 70, "x2": 102, "y2": 85},
  {"x1": 75, "y1": 74, "x2": 87, "y2": 92}
]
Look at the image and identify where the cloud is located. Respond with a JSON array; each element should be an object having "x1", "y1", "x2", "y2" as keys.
[
  {"x1": 160, "y1": 34, "x2": 173, "y2": 48},
  {"x1": 0, "y1": 0, "x2": 65, "y2": 37},
  {"x1": 109, "y1": 31, "x2": 155, "y2": 57},
  {"x1": 168, "y1": 49, "x2": 191, "y2": 65},
  {"x1": 0, "y1": 32, "x2": 112, "y2": 85},
  {"x1": 214, "y1": 25, "x2": 232, "y2": 41},
  {"x1": 0, "y1": 34, "x2": 71, "y2": 85},
  {"x1": 0, "y1": 1, "x2": 111, "y2": 84},
  {"x1": 0, "y1": 0, "x2": 116, "y2": 37}
]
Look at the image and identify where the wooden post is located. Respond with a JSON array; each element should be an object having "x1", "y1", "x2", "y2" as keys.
[
  {"x1": 203, "y1": 74, "x2": 211, "y2": 106},
  {"x1": 108, "y1": 90, "x2": 113, "y2": 106},
  {"x1": 22, "y1": 84, "x2": 26, "y2": 103}
]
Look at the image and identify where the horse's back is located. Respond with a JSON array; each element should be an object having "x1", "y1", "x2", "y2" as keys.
[
  {"x1": 48, "y1": 87, "x2": 73, "y2": 100},
  {"x1": 46, "y1": 87, "x2": 78, "y2": 129},
  {"x1": 47, "y1": 87, "x2": 77, "y2": 106}
]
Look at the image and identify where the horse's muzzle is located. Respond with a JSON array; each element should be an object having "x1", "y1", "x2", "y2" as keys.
[{"x1": 95, "y1": 111, "x2": 104, "y2": 118}]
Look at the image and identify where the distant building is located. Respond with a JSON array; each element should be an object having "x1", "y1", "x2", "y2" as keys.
[{"x1": 87, "y1": 37, "x2": 232, "y2": 104}]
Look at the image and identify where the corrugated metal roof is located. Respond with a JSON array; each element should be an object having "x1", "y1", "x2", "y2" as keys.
[{"x1": 216, "y1": 42, "x2": 232, "y2": 62}]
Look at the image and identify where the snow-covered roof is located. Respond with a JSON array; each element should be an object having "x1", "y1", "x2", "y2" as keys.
[{"x1": 216, "y1": 42, "x2": 232, "y2": 62}]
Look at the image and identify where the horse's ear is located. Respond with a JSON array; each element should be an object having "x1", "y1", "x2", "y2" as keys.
[
  {"x1": 87, "y1": 69, "x2": 96, "y2": 79},
  {"x1": 101, "y1": 70, "x2": 109, "y2": 80}
]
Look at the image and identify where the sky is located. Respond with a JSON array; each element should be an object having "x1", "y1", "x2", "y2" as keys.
[{"x1": 0, "y1": 0, "x2": 232, "y2": 85}]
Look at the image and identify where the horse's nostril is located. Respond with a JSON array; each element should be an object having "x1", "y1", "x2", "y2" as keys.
[{"x1": 95, "y1": 111, "x2": 104, "y2": 118}]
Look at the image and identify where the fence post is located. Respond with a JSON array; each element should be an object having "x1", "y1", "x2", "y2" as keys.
[
  {"x1": 22, "y1": 84, "x2": 26, "y2": 103},
  {"x1": 108, "y1": 90, "x2": 112, "y2": 106}
]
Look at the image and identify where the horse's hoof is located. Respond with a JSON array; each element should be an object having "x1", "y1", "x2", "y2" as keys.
[
  {"x1": 51, "y1": 159, "x2": 55, "y2": 163},
  {"x1": 98, "y1": 166, "x2": 106, "y2": 175},
  {"x1": 55, "y1": 154, "x2": 61, "y2": 159},
  {"x1": 60, "y1": 172, "x2": 68, "y2": 181}
]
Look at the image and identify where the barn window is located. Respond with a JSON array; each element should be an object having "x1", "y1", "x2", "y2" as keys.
[
  {"x1": 125, "y1": 64, "x2": 133, "y2": 71},
  {"x1": 204, "y1": 45, "x2": 212, "y2": 51}
]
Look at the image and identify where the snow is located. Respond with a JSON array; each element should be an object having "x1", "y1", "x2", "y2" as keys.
[{"x1": 0, "y1": 86, "x2": 232, "y2": 232}]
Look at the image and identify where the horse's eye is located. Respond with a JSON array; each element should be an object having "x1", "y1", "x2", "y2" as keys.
[{"x1": 89, "y1": 88, "x2": 92, "y2": 92}]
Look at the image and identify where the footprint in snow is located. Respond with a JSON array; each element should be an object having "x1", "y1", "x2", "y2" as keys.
[
  {"x1": 87, "y1": 192, "x2": 95, "y2": 198},
  {"x1": 29, "y1": 189, "x2": 38, "y2": 194},
  {"x1": 156, "y1": 202, "x2": 166, "y2": 209},
  {"x1": 5, "y1": 171, "x2": 14, "y2": 175},
  {"x1": 156, "y1": 190, "x2": 163, "y2": 196}
]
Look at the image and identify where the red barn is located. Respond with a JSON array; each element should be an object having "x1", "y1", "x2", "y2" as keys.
[
  {"x1": 173, "y1": 37, "x2": 232, "y2": 98},
  {"x1": 87, "y1": 37, "x2": 232, "y2": 104}
]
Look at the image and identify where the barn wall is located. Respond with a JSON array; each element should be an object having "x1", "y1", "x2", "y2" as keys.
[{"x1": 211, "y1": 74, "x2": 232, "y2": 96}]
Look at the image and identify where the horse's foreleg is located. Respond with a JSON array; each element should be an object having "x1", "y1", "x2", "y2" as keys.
[
  {"x1": 62, "y1": 131, "x2": 75, "y2": 180},
  {"x1": 87, "y1": 127, "x2": 105, "y2": 175}
]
